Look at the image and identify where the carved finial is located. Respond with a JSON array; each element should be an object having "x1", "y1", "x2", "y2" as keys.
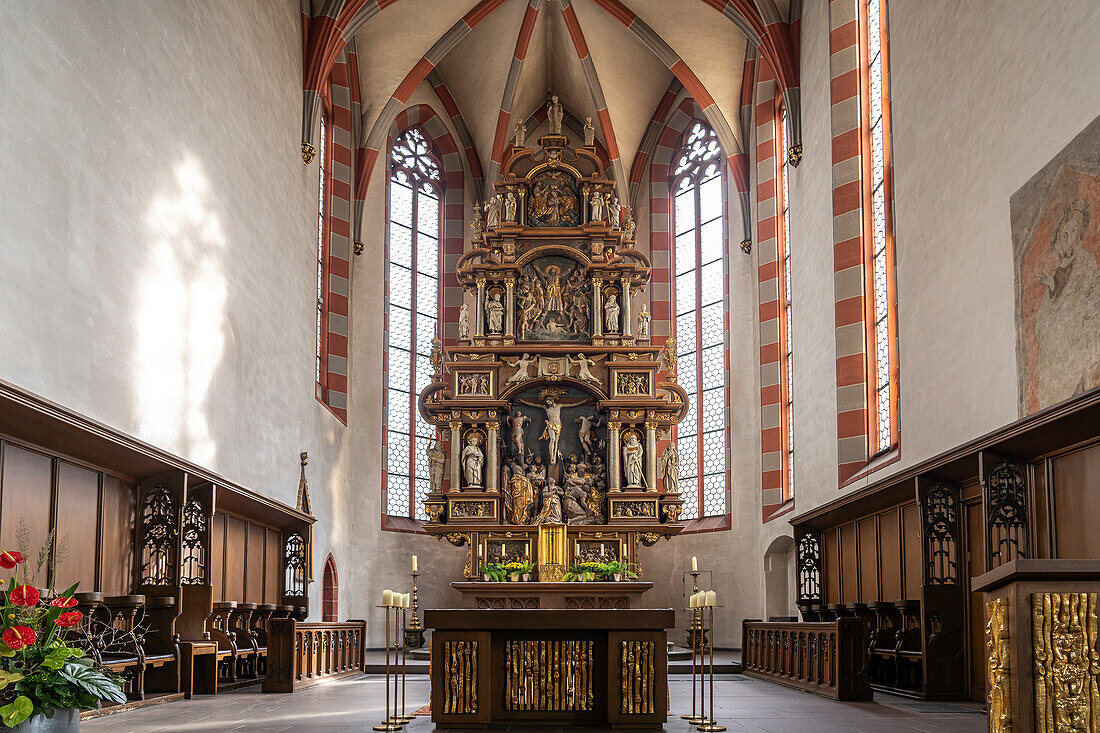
[
  {"x1": 740, "y1": 239, "x2": 752, "y2": 255},
  {"x1": 353, "y1": 241, "x2": 364, "y2": 256},
  {"x1": 297, "y1": 452, "x2": 313, "y2": 515},
  {"x1": 301, "y1": 142, "x2": 316, "y2": 165},
  {"x1": 787, "y1": 143, "x2": 802, "y2": 167}
]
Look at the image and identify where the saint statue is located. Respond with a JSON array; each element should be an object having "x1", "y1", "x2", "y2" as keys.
[
  {"x1": 623, "y1": 208, "x2": 636, "y2": 240},
  {"x1": 461, "y1": 434, "x2": 484, "y2": 488},
  {"x1": 583, "y1": 116, "x2": 595, "y2": 147},
  {"x1": 534, "y1": 479, "x2": 564, "y2": 524},
  {"x1": 503, "y1": 192, "x2": 518, "y2": 223},
  {"x1": 458, "y1": 303, "x2": 470, "y2": 340},
  {"x1": 487, "y1": 293, "x2": 504, "y2": 334},
  {"x1": 609, "y1": 196, "x2": 622, "y2": 229},
  {"x1": 516, "y1": 393, "x2": 590, "y2": 464},
  {"x1": 485, "y1": 195, "x2": 502, "y2": 229},
  {"x1": 504, "y1": 458, "x2": 536, "y2": 524},
  {"x1": 563, "y1": 479, "x2": 594, "y2": 525},
  {"x1": 513, "y1": 122, "x2": 526, "y2": 148},
  {"x1": 505, "y1": 353, "x2": 537, "y2": 384},
  {"x1": 505, "y1": 410, "x2": 531, "y2": 459},
  {"x1": 637, "y1": 304, "x2": 650, "y2": 339},
  {"x1": 470, "y1": 202, "x2": 483, "y2": 233},
  {"x1": 427, "y1": 439, "x2": 446, "y2": 492},
  {"x1": 570, "y1": 352, "x2": 601, "y2": 384},
  {"x1": 548, "y1": 95, "x2": 564, "y2": 135},
  {"x1": 660, "y1": 442, "x2": 679, "y2": 495},
  {"x1": 622, "y1": 433, "x2": 644, "y2": 489},
  {"x1": 589, "y1": 190, "x2": 606, "y2": 223},
  {"x1": 604, "y1": 293, "x2": 620, "y2": 333},
  {"x1": 534, "y1": 263, "x2": 565, "y2": 316}
]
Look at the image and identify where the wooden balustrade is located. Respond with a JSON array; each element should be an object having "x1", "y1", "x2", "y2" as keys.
[
  {"x1": 741, "y1": 618, "x2": 872, "y2": 701},
  {"x1": 262, "y1": 619, "x2": 366, "y2": 693}
]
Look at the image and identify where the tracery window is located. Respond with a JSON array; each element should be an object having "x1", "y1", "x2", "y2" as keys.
[
  {"x1": 671, "y1": 121, "x2": 728, "y2": 520},
  {"x1": 384, "y1": 128, "x2": 442, "y2": 520},
  {"x1": 865, "y1": 0, "x2": 898, "y2": 455},
  {"x1": 778, "y1": 106, "x2": 794, "y2": 501},
  {"x1": 315, "y1": 115, "x2": 328, "y2": 391}
]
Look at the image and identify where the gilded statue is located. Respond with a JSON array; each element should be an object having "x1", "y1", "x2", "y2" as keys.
[
  {"x1": 502, "y1": 457, "x2": 536, "y2": 524},
  {"x1": 622, "y1": 433, "x2": 644, "y2": 488},
  {"x1": 529, "y1": 170, "x2": 578, "y2": 227}
]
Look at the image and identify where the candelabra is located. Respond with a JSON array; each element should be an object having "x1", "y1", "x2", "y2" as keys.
[
  {"x1": 696, "y1": 603, "x2": 725, "y2": 732},
  {"x1": 684, "y1": 570, "x2": 709, "y2": 649},
  {"x1": 373, "y1": 604, "x2": 403, "y2": 731},
  {"x1": 393, "y1": 606, "x2": 412, "y2": 725},
  {"x1": 404, "y1": 571, "x2": 425, "y2": 649},
  {"x1": 681, "y1": 600, "x2": 704, "y2": 726}
]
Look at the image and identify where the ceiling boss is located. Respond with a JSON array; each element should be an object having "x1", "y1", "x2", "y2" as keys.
[{"x1": 417, "y1": 110, "x2": 688, "y2": 580}]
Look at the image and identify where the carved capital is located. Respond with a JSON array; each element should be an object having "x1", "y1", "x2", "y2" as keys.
[
  {"x1": 607, "y1": 422, "x2": 621, "y2": 431},
  {"x1": 448, "y1": 421, "x2": 463, "y2": 432}
]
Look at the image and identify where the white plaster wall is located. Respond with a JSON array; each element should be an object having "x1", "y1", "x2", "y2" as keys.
[
  {"x1": 0, "y1": 0, "x2": 349, "y2": 620},
  {"x1": 786, "y1": 0, "x2": 1100, "y2": 514}
]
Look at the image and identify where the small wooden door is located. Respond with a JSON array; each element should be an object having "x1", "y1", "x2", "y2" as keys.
[{"x1": 964, "y1": 501, "x2": 985, "y2": 702}]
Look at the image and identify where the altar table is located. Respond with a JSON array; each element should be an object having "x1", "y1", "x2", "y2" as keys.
[{"x1": 424, "y1": 608, "x2": 673, "y2": 728}]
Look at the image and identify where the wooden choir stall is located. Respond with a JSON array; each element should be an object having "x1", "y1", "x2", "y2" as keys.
[
  {"x1": 415, "y1": 117, "x2": 688, "y2": 727},
  {"x1": 0, "y1": 380, "x2": 364, "y2": 717},
  {"x1": 743, "y1": 385, "x2": 1100, "y2": 712}
]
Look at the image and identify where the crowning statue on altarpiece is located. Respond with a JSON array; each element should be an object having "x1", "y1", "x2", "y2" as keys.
[{"x1": 416, "y1": 116, "x2": 687, "y2": 578}]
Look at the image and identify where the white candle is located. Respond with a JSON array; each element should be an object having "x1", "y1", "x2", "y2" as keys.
[
  {"x1": 404, "y1": 593, "x2": 411, "y2": 608},
  {"x1": 691, "y1": 556, "x2": 698, "y2": 572},
  {"x1": 412, "y1": 555, "x2": 418, "y2": 573},
  {"x1": 705, "y1": 590, "x2": 717, "y2": 607},
  {"x1": 382, "y1": 589, "x2": 393, "y2": 607},
  {"x1": 689, "y1": 592, "x2": 698, "y2": 608}
]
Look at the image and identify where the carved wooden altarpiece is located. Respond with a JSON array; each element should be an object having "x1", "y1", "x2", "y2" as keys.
[{"x1": 418, "y1": 134, "x2": 686, "y2": 579}]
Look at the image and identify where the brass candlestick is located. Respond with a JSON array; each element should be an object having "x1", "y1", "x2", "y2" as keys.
[
  {"x1": 373, "y1": 605, "x2": 402, "y2": 731},
  {"x1": 681, "y1": 603, "x2": 705, "y2": 725},
  {"x1": 696, "y1": 604, "x2": 725, "y2": 732},
  {"x1": 685, "y1": 570, "x2": 708, "y2": 649},
  {"x1": 404, "y1": 572, "x2": 425, "y2": 649},
  {"x1": 394, "y1": 606, "x2": 412, "y2": 724}
]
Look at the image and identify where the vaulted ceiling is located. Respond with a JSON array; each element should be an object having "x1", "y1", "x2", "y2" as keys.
[{"x1": 349, "y1": 0, "x2": 772, "y2": 188}]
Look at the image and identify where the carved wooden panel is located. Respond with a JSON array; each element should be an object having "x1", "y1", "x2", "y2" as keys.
[
  {"x1": 443, "y1": 640, "x2": 479, "y2": 714},
  {"x1": 982, "y1": 452, "x2": 1030, "y2": 570},
  {"x1": 504, "y1": 639, "x2": 593, "y2": 711},
  {"x1": 619, "y1": 640, "x2": 655, "y2": 714},
  {"x1": 1031, "y1": 592, "x2": 1099, "y2": 733}
]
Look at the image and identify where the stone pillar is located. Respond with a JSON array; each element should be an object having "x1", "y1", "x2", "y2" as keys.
[
  {"x1": 518, "y1": 189, "x2": 527, "y2": 226},
  {"x1": 608, "y1": 422, "x2": 621, "y2": 492},
  {"x1": 449, "y1": 420, "x2": 463, "y2": 491},
  {"x1": 620, "y1": 277, "x2": 632, "y2": 338},
  {"x1": 504, "y1": 278, "x2": 515, "y2": 338},
  {"x1": 475, "y1": 278, "x2": 486, "y2": 337},
  {"x1": 645, "y1": 421, "x2": 657, "y2": 492},
  {"x1": 486, "y1": 421, "x2": 499, "y2": 493},
  {"x1": 592, "y1": 278, "x2": 603, "y2": 337}
]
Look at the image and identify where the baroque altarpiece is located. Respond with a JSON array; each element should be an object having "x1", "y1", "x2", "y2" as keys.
[{"x1": 418, "y1": 126, "x2": 687, "y2": 579}]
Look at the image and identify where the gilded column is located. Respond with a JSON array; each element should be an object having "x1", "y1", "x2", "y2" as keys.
[
  {"x1": 486, "y1": 420, "x2": 499, "y2": 493},
  {"x1": 475, "y1": 278, "x2": 487, "y2": 337},
  {"x1": 449, "y1": 420, "x2": 463, "y2": 491},
  {"x1": 504, "y1": 278, "x2": 515, "y2": 338},
  {"x1": 592, "y1": 278, "x2": 603, "y2": 337},
  {"x1": 608, "y1": 422, "x2": 621, "y2": 492},
  {"x1": 645, "y1": 421, "x2": 657, "y2": 491},
  {"x1": 620, "y1": 277, "x2": 632, "y2": 338}
]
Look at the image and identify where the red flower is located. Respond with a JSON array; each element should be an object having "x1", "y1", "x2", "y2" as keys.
[
  {"x1": 8, "y1": 585, "x2": 39, "y2": 607},
  {"x1": 49, "y1": 596, "x2": 78, "y2": 608},
  {"x1": 2, "y1": 626, "x2": 36, "y2": 650},
  {"x1": 54, "y1": 611, "x2": 82, "y2": 628},
  {"x1": 0, "y1": 551, "x2": 26, "y2": 570}
]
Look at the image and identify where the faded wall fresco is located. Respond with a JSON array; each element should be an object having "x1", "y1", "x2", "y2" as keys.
[{"x1": 1011, "y1": 116, "x2": 1100, "y2": 415}]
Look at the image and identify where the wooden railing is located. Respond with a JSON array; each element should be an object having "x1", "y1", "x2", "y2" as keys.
[
  {"x1": 262, "y1": 619, "x2": 366, "y2": 692},
  {"x1": 741, "y1": 618, "x2": 872, "y2": 701}
]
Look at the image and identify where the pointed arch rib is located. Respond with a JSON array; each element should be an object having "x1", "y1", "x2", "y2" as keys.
[
  {"x1": 486, "y1": 0, "x2": 545, "y2": 188},
  {"x1": 427, "y1": 70, "x2": 485, "y2": 200}
]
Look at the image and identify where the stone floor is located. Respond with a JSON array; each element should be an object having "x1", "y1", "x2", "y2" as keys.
[{"x1": 83, "y1": 674, "x2": 987, "y2": 732}]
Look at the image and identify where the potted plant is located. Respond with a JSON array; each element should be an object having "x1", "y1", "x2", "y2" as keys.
[
  {"x1": 598, "y1": 561, "x2": 637, "y2": 582},
  {"x1": 564, "y1": 562, "x2": 602, "y2": 582},
  {"x1": 502, "y1": 562, "x2": 526, "y2": 582},
  {"x1": 512, "y1": 560, "x2": 535, "y2": 582},
  {"x1": 479, "y1": 563, "x2": 505, "y2": 582},
  {"x1": 0, "y1": 550, "x2": 126, "y2": 731}
]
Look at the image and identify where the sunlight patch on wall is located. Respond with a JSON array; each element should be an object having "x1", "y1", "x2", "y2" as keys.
[{"x1": 134, "y1": 156, "x2": 227, "y2": 466}]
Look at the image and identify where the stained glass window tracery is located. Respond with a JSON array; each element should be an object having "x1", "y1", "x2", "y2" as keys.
[
  {"x1": 779, "y1": 106, "x2": 795, "y2": 501},
  {"x1": 672, "y1": 121, "x2": 728, "y2": 521},
  {"x1": 385, "y1": 127, "x2": 442, "y2": 520}
]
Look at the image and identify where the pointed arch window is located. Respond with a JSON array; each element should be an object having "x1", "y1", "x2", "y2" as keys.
[
  {"x1": 384, "y1": 128, "x2": 442, "y2": 520},
  {"x1": 671, "y1": 121, "x2": 729, "y2": 521}
]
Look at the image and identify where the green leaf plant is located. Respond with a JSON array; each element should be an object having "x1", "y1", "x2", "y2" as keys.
[{"x1": 0, "y1": 543, "x2": 125, "y2": 727}]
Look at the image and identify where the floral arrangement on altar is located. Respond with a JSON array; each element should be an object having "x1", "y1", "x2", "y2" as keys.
[
  {"x1": 0, "y1": 550, "x2": 125, "y2": 729},
  {"x1": 564, "y1": 560, "x2": 637, "y2": 582},
  {"x1": 480, "y1": 560, "x2": 534, "y2": 581}
]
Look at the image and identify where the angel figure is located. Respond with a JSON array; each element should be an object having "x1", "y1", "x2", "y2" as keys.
[
  {"x1": 458, "y1": 303, "x2": 470, "y2": 340},
  {"x1": 485, "y1": 195, "x2": 502, "y2": 229},
  {"x1": 505, "y1": 353, "x2": 537, "y2": 384},
  {"x1": 515, "y1": 393, "x2": 591, "y2": 463},
  {"x1": 569, "y1": 353, "x2": 603, "y2": 384}
]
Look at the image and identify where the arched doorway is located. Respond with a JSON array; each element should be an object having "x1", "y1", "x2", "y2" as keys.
[
  {"x1": 763, "y1": 536, "x2": 796, "y2": 621},
  {"x1": 322, "y1": 554, "x2": 338, "y2": 622}
]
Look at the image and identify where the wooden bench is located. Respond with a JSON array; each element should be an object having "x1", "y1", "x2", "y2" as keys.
[{"x1": 741, "y1": 618, "x2": 872, "y2": 701}]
